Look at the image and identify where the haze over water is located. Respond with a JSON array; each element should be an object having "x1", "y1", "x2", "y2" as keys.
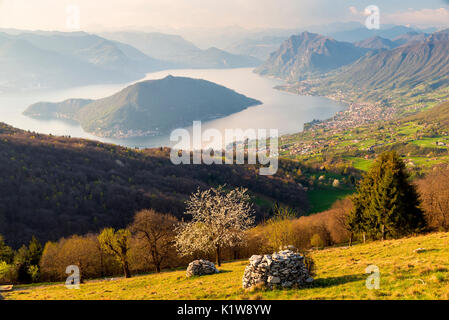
[{"x1": 0, "y1": 68, "x2": 344, "y2": 149}]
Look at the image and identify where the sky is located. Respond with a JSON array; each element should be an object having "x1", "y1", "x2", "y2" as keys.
[{"x1": 0, "y1": 0, "x2": 448, "y2": 32}]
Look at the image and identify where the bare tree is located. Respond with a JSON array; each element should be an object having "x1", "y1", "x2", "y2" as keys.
[
  {"x1": 175, "y1": 186, "x2": 255, "y2": 266},
  {"x1": 59, "y1": 235, "x2": 101, "y2": 283},
  {"x1": 130, "y1": 209, "x2": 178, "y2": 273},
  {"x1": 417, "y1": 166, "x2": 449, "y2": 231}
]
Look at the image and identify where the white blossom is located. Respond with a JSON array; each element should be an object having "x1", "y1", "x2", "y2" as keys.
[{"x1": 175, "y1": 186, "x2": 255, "y2": 265}]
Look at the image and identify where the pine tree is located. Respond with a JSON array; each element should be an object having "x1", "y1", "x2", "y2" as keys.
[
  {"x1": 348, "y1": 151, "x2": 426, "y2": 241},
  {"x1": 0, "y1": 235, "x2": 14, "y2": 264},
  {"x1": 27, "y1": 236, "x2": 43, "y2": 267}
]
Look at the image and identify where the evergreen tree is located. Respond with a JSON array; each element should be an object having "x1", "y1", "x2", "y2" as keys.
[
  {"x1": 348, "y1": 173, "x2": 374, "y2": 243},
  {"x1": 0, "y1": 235, "x2": 14, "y2": 264},
  {"x1": 14, "y1": 245, "x2": 31, "y2": 283},
  {"x1": 348, "y1": 151, "x2": 426, "y2": 240},
  {"x1": 11, "y1": 236, "x2": 43, "y2": 283},
  {"x1": 27, "y1": 236, "x2": 43, "y2": 266}
]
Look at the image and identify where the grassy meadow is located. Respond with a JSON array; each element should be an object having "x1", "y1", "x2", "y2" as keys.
[{"x1": 3, "y1": 232, "x2": 449, "y2": 300}]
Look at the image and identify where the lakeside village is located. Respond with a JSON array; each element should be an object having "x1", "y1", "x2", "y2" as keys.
[{"x1": 280, "y1": 100, "x2": 397, "y2": 156}]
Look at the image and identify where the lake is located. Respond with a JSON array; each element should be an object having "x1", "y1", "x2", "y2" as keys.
[{"x1": 0, "y1": 68, "x2": 345, "y2": 149}]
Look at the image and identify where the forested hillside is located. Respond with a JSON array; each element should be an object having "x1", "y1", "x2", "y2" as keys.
[
  {"x1": 24, "y1": 76, "x2": 262, "y2": 138},
  {"x1": 0, "y1": 123, "x2": 309, "y2": 248}
]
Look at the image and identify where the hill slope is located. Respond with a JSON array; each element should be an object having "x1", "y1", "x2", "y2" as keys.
[
  {"x1": 406, "y1": 100, "x2": 449, "y2": 127},
  {"x1": 24, "y1": 76, "x2": 262, "y2": 138},
  {"x1": 14, "y1": 31, "x2": 167, "y2": 74},
  {"x1": 0, "y1": 31, "x2": 168, "y2": 92},
  {"x1": 4, "y1": 232, "x2": 449, "y2": 300},
  {"x1": 0, "y1": 34, "x2": 120, "y2": 91},
  {"x1": 284, "y1": 32, "x2": 449, "y2": 104},
  {"x1": 354, "y1": 36, "x2": 397, "y2": 50},
  {"x1": 255, "y1": 32, "x2": 369, "y2": 81},
  {"x1": 325, "y1": 35, "x2": 449, "y2": 92},
  {"x1": 24, "y1": 99, "x2": 94, "y2": 121},
  {"x1": 0, "y1": 123, "x2": 307, "y2": 248}
]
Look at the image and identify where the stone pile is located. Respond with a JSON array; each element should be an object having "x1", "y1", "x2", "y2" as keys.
[
  {"x1": 242, "y1": 249, "x2": 314, "y2": 289},
  {"x1": 186, "y1": 259, "x2": 219, "y2": 277}
]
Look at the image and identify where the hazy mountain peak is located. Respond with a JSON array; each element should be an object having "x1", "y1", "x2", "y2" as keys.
[
  {"x1": 255, "y1": 31, "x2": 368, "y2": 81},
  {"x1": 354, "y1": 36, "x2": 396, "y2": 50}
]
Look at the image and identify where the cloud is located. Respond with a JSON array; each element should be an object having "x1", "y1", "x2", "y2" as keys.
[
  {"x1": 349, "y1": 6, "x2": 358, "y2": 15},
  {"x1": 0, "y1": 0, "x2": 326, "y2": 30},
  {"x1": 384, "y1": 7, "x2": 449, "y2": 27},
  {"x1": 0, "y1": 0, "x2": 447, "y2": 31}
]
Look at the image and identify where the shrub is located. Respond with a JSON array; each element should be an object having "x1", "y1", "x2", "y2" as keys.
[
  {"x1": 27, "y1": 265, "x2": 40, "y2": 283},
  {"x1": 0, "y1": 261, "x2": 16, "y2": 284},
  {"x1": 310, "y1": 234, "x2": 325, "y2": 248}
]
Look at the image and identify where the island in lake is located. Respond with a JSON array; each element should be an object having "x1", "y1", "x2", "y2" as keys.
[{"x1": 24, "y1": 75, "x2": 262, "y2": 138}]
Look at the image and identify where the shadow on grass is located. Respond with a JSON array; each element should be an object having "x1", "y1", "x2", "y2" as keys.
[
  {"x1": 217, "y1": 269, "x2": 233, "y2": 274},
  {"x1": 415, "y1": 248, "x2": 440, "y2": 254},
  {"x1": 310, "y1": 274, "x2": 365, "y2": 289}
]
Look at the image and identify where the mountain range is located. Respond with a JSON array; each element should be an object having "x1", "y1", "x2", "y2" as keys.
[
  {"x1": 0, "y1": 31, "x2": 168, "y2": 92},
  {"x1": 24, "y1": 76, "x2": 262, "y2": 138},
  {"x1": 255, "y1": 32, "x2": 369, "y2": 81},
  {"x1": 99, "y1": 31, "x2": 261, "y2": 69},
  {"x1": 326, "y1": 25, "x2": 430, "y2": 42},
  {"x1": 225, "y1": 36, "x2": 287, "y2": 60},
  {"x1": 256, "y1": 29, "x2": 449, "y2": 100},
  {"x1": 0, "y1": 29, "x2": 261, "y2": 92},
  {"x1": 309, "y1": 30, "x2": 449, "y2": 97},
  {"x1": 221, "y1": 24, "x2": 429, "y2": 61}
]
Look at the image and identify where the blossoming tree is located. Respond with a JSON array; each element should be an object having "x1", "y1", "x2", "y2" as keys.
[{"x1": 175, "y1": 186, "x2": 255, "y2": 266}]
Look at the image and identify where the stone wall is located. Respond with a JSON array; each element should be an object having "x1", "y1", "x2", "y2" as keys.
[
  {"x1": 242, "y1": 249, "x2": 314, "y2": 289},
  {"x1": 186, "y1": 260, "x2": 219, "y2": 277}
]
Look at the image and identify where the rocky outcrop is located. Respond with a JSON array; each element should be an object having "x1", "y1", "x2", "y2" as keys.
[
  {"x1": 186, "y1": 260, "x2": 219, "y2": 277},
  {"x1": 255, "y1": 31, "x2": 368, "y2": 81},
  {"x1": 242, "y1": 249, "x2": 314, "y2": 289}
]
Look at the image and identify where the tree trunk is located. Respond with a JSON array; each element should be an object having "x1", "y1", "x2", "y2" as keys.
[
  {"x1": 78, "y1": 261, "x2": 84, "y2": 284},
  {"x1": 99, "y1": 251, "x2": 105, "y2": 277},
  {"x1": 123, "y1": 260, "x2": 131, "y2": 278},
  {"x1": 349, "y1": 233, "x2": 353, "y2": 247},
  {"x1": 362, "y1": 232, "x2": 366, "y2": 243},
  {"x1": 215, "y1": 245, "x2": 221, "y2": 267},
  {"x1": 151, "y1": 249, "x2": 161, "y2": 273},
  {"x1": 381, "y1": 225, "x2": 385, "y2": 241}
]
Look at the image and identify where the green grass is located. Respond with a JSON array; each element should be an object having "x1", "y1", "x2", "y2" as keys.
[
  {"x1": 4, "y1": 232, "x2": 449, "y2": 300},
  {"x1": 345, "y1": 157, "x2": 373, "y2": 172},
  {"x1": 407, "y1": 156, "x2": 449, "y2": 169},
  {"x1": 410, "y1": 137, "x2": 449, "y2": 149},
  {"x1": 307, "y1": 188, "x2": 354, "y2": 214}
]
